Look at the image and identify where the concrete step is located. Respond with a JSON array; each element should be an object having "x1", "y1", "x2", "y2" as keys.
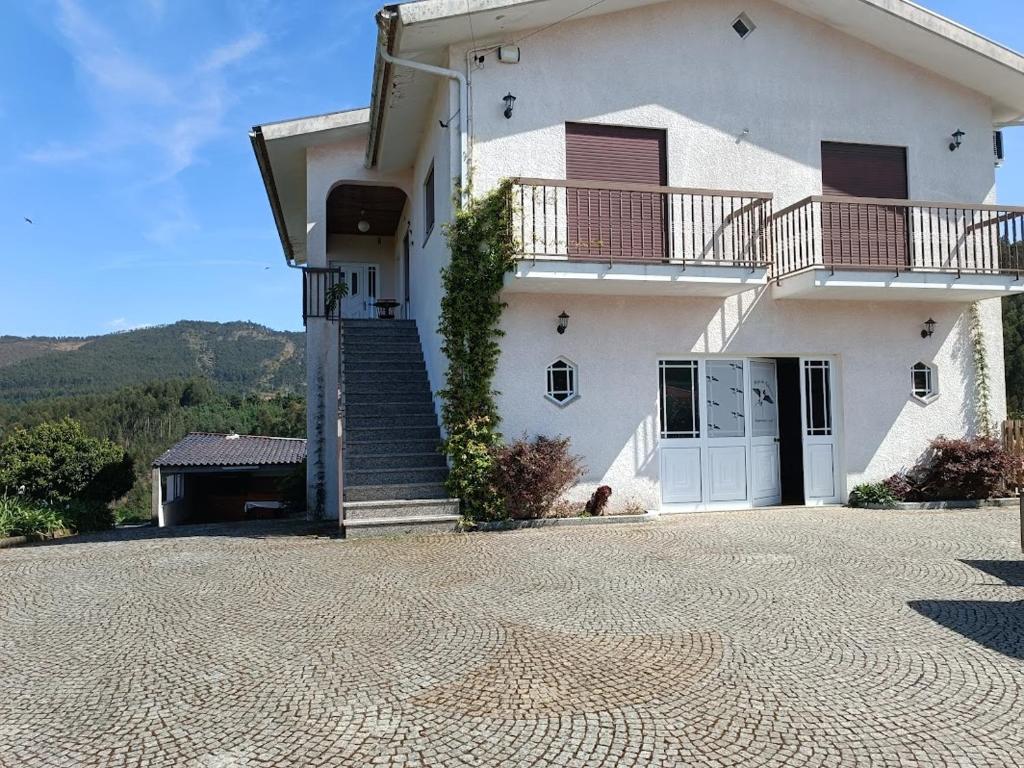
[
  {"x1": 345, "y1": 437, "x2": 442, "y2": 455},
  {"x1": 349, "y1": 362, "x2": 427, "y2": 375},
  {"x1": 345, "y1": 389, "x2": 433, "y2": 403},
  {"x1": 344, "y1": 514, "x2": 461, "y2": 539},
  {"x1": 346, "y1": 452, "x2": 446, "y2": 471},
  {"x1": 345, "y1": 342, "x2": 424, "y2": 354},
  {"x1": 344, "y1": 482, "x2": 450, "y2": 502},
  {"x1": 346, "y1": 466, "x2": 449, "y2": 486},
  {"x1": 344, "y1": 414, "x2": 439, "y2": 430},
  {"x1": 343, "y1": 319, "x2": 416, "y2": 327},
  {"x1": 344, "y1": 354, "x2": 423, "y2": 366},
  {"x1": 345, "y1": 370, "x2": 430, "y2": 385},
  {"x1": 346, "y1": 401, "x2": 436, "y2": 417},
  {"x1": 344, "y1": 498, "x2": 459, "y2": 522},
  {"x1": 346, "y1": 425, "x2": 441, "y2": 442}
]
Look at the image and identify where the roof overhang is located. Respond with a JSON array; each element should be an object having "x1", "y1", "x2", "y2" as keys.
[
  {"x1": 250, "y1": 108, "x2": 371, "y2": 264},
  {"x1": 366, "y1": 0, "x2": 1024, "y2": 167}
]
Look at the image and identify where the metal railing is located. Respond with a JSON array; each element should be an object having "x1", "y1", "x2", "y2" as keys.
[
  {"x1": 510, "y1": 178, "x2": 774, "y2": 268},
  {"x1": 773, "y1": 196, "x2": 1024, "y2": 279},
  {"x1": 302, "y1": 267, "x2": 345, "y2": 324}
]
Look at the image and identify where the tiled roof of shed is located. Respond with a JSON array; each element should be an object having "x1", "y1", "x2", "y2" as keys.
[{"x1": 152, "y1": 433, "x2": 306, "y2": 469}]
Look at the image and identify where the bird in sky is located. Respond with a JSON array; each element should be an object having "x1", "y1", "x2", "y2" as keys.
[{"x1": 23, "y1": 217, "x2": 33, "y2": 224}]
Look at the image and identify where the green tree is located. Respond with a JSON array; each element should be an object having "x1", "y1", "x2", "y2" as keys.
[{"x1": 0, "y1": 419, "x2": 134, "y2": 505}]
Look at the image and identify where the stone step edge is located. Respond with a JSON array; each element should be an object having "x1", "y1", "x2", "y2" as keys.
[
  {"x1": 343, "y1": 498, "x2": 459, "y2": 512},
  {"x1": 343, "y1": 514, "x2": 462, "y2": 529}
]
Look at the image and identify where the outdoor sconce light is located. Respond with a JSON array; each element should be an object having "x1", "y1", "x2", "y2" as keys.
[
  {"x1": 949, "y1": 129, "x2": 965, "y2": 152},
  {"x1": 503, "y1": 92, "x2": 517, "y2": 120},
  {"x1": 557, "y1": 311, "x2": 570, "y2": 335},
  {"x1": 921, "y1": 318, "x2": 936, "y2": 339},
  {"x1": 357, "y1": 210, "x2": 371, "y2": 234}
]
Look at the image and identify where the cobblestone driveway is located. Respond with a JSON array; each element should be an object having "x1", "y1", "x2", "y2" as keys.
[{"x1": 1, "y1": 508, "x2": 1022, "y2": 767}]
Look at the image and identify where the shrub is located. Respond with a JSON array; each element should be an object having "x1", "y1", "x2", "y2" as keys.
[
  {"x1": 60, "y1": 499, "x2": 115, "y2": 533},
  {"x1": 0, "y1": 495, "x2": 65, "y2": 539},
  {"x1": 848, "y1": 482, "x2": 899, "y2": 508},
  {"x1": 882, "y1": 472, "x2": 918, "y2": 501},
  {"x1": 915, "y1": 436, "x2": 1014, "y2": 500},
  {"x1": 585, "y1": 485, "x2": 613, "y2": 517},
  {"x1": 444, "y1": 417, "x2": 504, "y2": 521},
  {"x1": 492, "y1": 435, "x2": 585, "y2": 520},
  {"x1": 0, "y1": 419, "x2": 134, "y2": 505}
]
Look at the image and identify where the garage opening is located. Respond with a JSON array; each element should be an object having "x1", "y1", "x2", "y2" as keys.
[{"x1": 152, "y1": 433, "x2": 306, "y2": 527}]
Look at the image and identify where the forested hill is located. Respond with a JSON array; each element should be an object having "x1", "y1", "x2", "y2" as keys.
[{"x1": 0, "y1": 321, "x2": 304, "y2": 402}]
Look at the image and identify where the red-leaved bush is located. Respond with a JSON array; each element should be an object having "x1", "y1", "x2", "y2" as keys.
[
  {"x1": 492, "y1": 436, "x2": 585, "y2": 520},
  {"x1": 912, "y1": 436, "x2": 1015, "y2": 500},
  {"x1": 585, "y1": 485, "x2": 613, "y2": 517}
]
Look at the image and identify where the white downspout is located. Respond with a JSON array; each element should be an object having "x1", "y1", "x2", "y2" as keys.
[{"x1": 377, "y1": 44, "x2": 470, "y2": 206}]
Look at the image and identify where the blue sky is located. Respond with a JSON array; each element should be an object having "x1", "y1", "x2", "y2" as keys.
[{"x1": 1, "y1": 0, "x2": 1022, "y2": 337}]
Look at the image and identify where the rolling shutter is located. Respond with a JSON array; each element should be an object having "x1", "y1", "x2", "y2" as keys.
[
  {"x1": 565, "y1": 123, "x2": 667, "y2": 260},
  {"x1": 821, "y1": 142, "x2": 909, "y2": 267}
]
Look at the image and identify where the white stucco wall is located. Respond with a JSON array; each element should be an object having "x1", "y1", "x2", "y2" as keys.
[
  {"x1": 460, "y1": 0, "x2": 996, "y2": 208},
  {"x1": 496, "y1": 292, "x2": 1005, "y2": 510},
  {"x1": 461, "y1": 0, "x2": 1006, "y2": 507}
]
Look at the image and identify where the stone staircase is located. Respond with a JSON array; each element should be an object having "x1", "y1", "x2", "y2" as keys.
[{"x1": 341, "y1": 319, "x2": 460, "y2": 538}]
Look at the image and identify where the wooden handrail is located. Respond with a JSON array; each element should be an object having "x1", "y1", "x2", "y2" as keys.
[{"x1": 511, "y1": 177, "x2": 774, "y2": 200}]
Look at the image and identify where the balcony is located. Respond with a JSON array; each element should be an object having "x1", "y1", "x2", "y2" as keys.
[
  {"x1": 772, "y1": 196, "x2": 1024, "y2": 301},
  {"x1": 505, "y1": 179, "x2": 774, "y2": 297}
]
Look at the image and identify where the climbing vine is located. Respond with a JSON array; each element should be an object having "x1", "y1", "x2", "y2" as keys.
[
  {"x1": 969, "y1": 302, "x2": 993, "y2": 437},
  {"x1": 438, "y1": 180, "x2": 516, "y2": 520}
]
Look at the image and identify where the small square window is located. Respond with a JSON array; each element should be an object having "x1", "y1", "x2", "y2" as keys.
[
  {"x1": 732, "y1": 13, "x2": 755, "y2": 39},
  {"x1": 911, "y1": 362, "x2": 937, "y2": 403},
  {"x1": 546, "y1": 358, "x2": 579, "y2": 406}
]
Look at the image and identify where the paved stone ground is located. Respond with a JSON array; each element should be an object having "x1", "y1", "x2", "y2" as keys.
[{"x1": 0, "y1": 508, "x2": 1022, "y2": 767}]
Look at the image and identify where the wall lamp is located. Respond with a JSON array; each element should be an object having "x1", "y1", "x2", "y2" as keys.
[
  {"x1": 949, "y1": 129, "x2": 965, "y2": 152},
  {"x1": 503, "y1": 92, "x2": 517, "y2": 120},
  {"x1": 557, "y1": 311, "x2": 570, "y2": 335},
  {"x1": 921, "y1": 318, "x2": 936, "y2": 339}
]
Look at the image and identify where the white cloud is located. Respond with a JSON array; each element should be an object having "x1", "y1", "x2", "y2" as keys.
[{"x1": 104, "y1": 318, "x2": 153, "y2": 332}]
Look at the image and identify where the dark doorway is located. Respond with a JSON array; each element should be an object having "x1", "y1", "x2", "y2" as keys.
[{"x1": 775, "y1": 358, "x2": 805, "y2": 505}]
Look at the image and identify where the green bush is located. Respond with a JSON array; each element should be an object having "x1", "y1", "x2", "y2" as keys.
[
  {"x1": 60, "y1": 499, "x2": 115, "y2": 533},
  {"x1": 0, "y1": 419, "x2": 134, "y2": 506},
  {"x1": 848, "y1": 482, "x2": 899, "y2": 508},
  {"x1": 0, "y1": 495, "x2": 65, "y2": 539},
  {"x1": 443, "y1": 417, "x2": 503, "y2": 521}
]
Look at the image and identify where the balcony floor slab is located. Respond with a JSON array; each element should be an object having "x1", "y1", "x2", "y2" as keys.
[
  {"x1": 773, "y1": 268, "x2": 1024, "y2": 302},
  {"x1": 505, "y1": 260, "x2": 769, "y2": 297}
]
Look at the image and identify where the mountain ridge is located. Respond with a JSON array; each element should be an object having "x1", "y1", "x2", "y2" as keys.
[{"x1": 0, "y1": 321, "x2": 305, "y2": 403}]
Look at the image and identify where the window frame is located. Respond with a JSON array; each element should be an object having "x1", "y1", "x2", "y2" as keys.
[
  {"x1": 659, "y1": 359, "x2": 701, "y2": 439},
  {"x1": 911, "y1": 362, "x2": 938, "y2": 403},
  {"x1": 545, "y1": 357, "x2": 579, "y2": 407},
  {"x1": 423, "y1": 163, "x2": 436, "y2": 242}
]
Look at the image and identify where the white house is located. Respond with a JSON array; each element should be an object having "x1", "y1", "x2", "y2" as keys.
[{"x1": 251, "y1": 0, "x2": 1024, "y2": 535}]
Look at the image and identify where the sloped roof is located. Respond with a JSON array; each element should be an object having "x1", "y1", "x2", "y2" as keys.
[{"x1": 153, "y1": 433, "x2": 306, "y2": 469}]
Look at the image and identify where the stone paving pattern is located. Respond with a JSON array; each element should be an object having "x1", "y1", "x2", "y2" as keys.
[{"x1": 0, "y1": 508, "x2": 1022, "y2": 767}]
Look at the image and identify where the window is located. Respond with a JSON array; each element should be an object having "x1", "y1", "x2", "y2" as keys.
[
  {"x1": 732, "y1": 13, "x2": 755, "y2": 39},
  {"x1": 660, "y1": 360, "x2": 700, "y2": 438},
  {"x1": 162, "y1": 474, "x2": 183, "y2": 503},
  {"x1": 706, "y1": 360, "x2": 746, "y2": 438},
  {"x1": 804, "y1": 360, "x2": 833, "y2": 436},
  {"x1": 423, "y1": 164, "x2": 435, "y2": 241},
  {"x1": 912, "y1": 362, "x2": 937, "y2": 402},
  {"x1": 546, "y1": 358, "x2": 578, "y2": 406}
]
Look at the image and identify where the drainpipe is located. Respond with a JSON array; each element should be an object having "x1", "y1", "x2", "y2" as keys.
[{"x1": 377, "y1": 43, "x2": 470, "y2": 207}]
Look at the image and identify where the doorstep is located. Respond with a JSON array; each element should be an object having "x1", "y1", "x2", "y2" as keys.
[
  {"x1": 860, "y1": 498, "x2": 1019, "y2": 510},
  {"x1": 476, "y1": 512, "x2": 656, "y2": 531}
]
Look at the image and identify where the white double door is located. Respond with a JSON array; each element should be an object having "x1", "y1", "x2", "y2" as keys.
[
  {"x1": 336, "y1": 263, "x2": 378, "y2": 319},
  {"x1": 660, "y1": 358, "x2": 782, "y2": 510}
]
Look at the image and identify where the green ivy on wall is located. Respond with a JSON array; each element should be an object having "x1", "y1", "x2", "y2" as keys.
[
  {"x1": 438, "y1": 180, "x2": 516, "y2": 521},
  {"x1": 969, "y1": 302, "x2": 993, "y2": 437}
]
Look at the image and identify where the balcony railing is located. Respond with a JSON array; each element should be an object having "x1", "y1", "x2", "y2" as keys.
[
  {"x1": 302, "y1": 267, "x2": 344, "y2": 324},
  {"x1": 773, "y1": 196, "x2": 1024, "y2": 279},
  {"x1": 510, "y1": 178, "x2": 774, "y2": 268}
]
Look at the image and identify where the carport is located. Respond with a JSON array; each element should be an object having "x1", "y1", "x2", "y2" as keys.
[{"x1": 152, "y1": 433, "x2": 306, "y2": 527}]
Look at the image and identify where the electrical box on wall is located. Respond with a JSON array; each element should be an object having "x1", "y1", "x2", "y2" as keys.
[
  {"x1": 994, "y1": 130, "x2": 1005, "y2": 166},
  {"x1": 498, "y1": 45, "x2": 521, "y2": 64}
]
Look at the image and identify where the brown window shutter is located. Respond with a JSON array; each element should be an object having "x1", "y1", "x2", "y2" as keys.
[
  {"x1": 565, "y1": 123, "x2": 667, "y2": 260},
  {"x1": 821, "y1": 142, "x2": 909, "y2": 268}
]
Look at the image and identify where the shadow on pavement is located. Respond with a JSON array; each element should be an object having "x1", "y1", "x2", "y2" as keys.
[
  {"x1": 960, "y1": 559, "x2": 1024, "y2": 587},
  {"x1": 908, "y1": 599, "x2": 1024, "y2": 659},
  {"x1": 24, "y1": 519, "x2": 339, "y2": 548}
]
